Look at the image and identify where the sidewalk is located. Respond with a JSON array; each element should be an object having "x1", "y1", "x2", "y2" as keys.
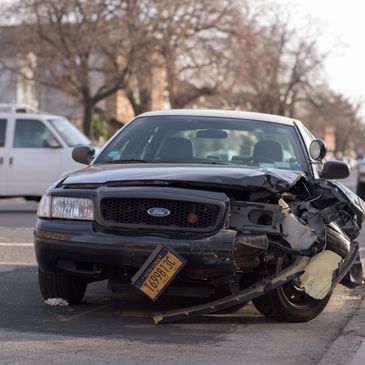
[
  {"x1": 350, "y1": 340, "x2": 365, "y2": 365},
  {"x1": 318, "y1": 287, "x2": 365, "y2": 365}
]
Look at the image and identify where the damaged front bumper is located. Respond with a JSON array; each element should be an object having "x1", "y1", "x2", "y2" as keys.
[
  {"x1": 34, "y1": 219, "x2": 239, "y2": 279},
  {"x1": 154, "y1": 242, "x2": 361, "y2": 324}
]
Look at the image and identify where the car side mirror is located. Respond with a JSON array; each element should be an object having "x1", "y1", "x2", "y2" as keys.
[
  {"x1": 72, "y1": 145, "x2": 95, "y2": 165},
  {"x1": 310, "y1": 139, "x2": 327, "y2": 160},
  {"x1": 320, "y1": 160, "x2": 350, "y2": 180}
]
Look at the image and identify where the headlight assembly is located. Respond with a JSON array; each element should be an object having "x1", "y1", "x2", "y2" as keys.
[{"x1": 37, "y1": 195, "x2": 94, "y2": 221}]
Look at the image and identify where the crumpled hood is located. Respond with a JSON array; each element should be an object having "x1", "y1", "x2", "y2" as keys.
[{"x1": 61, "y1": 164, "x2": 305, "y2": 192}]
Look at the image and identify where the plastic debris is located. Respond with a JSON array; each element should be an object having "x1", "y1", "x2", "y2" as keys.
[
  {"x1": 44, "y1": 298, "x2": 69, "y2": 306},
  {"x1": 300, "y1": 250, "x2": 342, "y2": 299}
]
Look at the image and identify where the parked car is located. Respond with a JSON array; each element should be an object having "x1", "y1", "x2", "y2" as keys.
[
  {"x1": 356, "y1": 159, "x2": 365, "y2": 199},
  {"x1": 34, "y1": 110, "x2": 364, "y2": 324},
  {"x1": 0, "y1": 104, "x2": 93, "y2": 200}
]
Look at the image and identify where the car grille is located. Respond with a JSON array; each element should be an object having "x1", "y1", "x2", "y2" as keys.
[{"x1": 100, "y1": 198, "x2": 222, "y2": 231}]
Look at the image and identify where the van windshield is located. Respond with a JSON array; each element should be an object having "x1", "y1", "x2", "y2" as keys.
[{"x1": 48, "y1": 118, "x2": 91, "y2": 147}]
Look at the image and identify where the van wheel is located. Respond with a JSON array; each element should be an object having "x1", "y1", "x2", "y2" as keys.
[
  {"x1": 24, "y1": 196, "x2": 41, "y2": 202},
  {"x1": 38, "y1": 268, "x2": 87, "y2": 304},
  {"x1": 252, "y1": 256, "x2": 332, "y2": 322}
]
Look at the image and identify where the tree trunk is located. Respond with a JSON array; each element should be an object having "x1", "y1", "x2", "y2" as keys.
[{"x1": 82, "y1": 100, "x2": 94, "y2": 139}]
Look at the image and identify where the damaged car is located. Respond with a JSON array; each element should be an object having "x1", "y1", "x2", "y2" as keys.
[{"x1": 34, "y1": 110, "x2": 364, "y2": 324}]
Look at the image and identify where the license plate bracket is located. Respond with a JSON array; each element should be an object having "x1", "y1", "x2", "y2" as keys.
[{"x1": 131, "y1": 244, "x2": 186, "y2": 301}]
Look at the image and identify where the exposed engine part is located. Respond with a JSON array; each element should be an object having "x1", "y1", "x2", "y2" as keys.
[
  {"x1": 325, "y1": 222, "x2": 351, "y2": 258},
  {"x1": 279, "y1": 198, "x2": 317, "y2": 250},
  {"x1": 233, "y1": 234, "x2": 268, "y2": 271},
  {"x1": 268, "y1": 239, "x2": 316, "y2": 257},
  {"x1": 229, "y1": 201, "x2": 282, "y2": 234}
]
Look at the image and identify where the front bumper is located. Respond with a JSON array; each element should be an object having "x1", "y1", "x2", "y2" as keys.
[{"x1": 34, "y1": 219, "x2": 237, "y2": 279}]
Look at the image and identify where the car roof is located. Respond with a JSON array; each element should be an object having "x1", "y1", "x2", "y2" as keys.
[
  {"x1": 0, "y1": 112, "x2": 62, "y2": 119},
  {"x1": 139, "y1": 109, "x2": 297, "y2": 126}
]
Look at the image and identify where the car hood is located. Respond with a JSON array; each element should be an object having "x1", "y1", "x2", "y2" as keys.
[{"x1": 61, "y1": 164, "x2": 305, "y2": 192}]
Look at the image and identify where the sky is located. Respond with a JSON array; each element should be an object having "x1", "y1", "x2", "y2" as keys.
[{"x1": 283, "y1": 0, "x2": 365, "y2": 101}]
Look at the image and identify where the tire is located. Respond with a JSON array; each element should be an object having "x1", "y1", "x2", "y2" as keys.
[
  {"x1": 24, "y1": 196, "x2": 41, "y2": 202},
  {"x1": 356, "y1": 181, "x2": 365, "y2": 199},
  {"x1": 252, "y1": 256, "x2": 332, "y2": 322},
  {"x1": 340, "y1": 254, "x2": 364, "y2": 289},
  {"x1": 38, "y1": 268, "x2": 87, "y2": 304},
  {"x1": 251, "y1": 295, "x2": 274, "y2": 317}
]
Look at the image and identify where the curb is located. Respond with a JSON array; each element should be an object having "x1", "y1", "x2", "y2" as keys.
[
  {"x1": 317, "y1": 289, "x2": 365, "y2": 365},
  {"x1": 350, "y1": 340, "x2": 365, "y2": 365}
]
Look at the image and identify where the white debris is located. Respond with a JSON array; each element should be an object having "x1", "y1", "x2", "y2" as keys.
[
  {"x1": 300, "y1": 250, "x2": 342, "y2": 299},
  {"x1": 44, "y1": 298, "x2": 69, "y2": 306},
  {"x1": 279, "y1": 198, "x2": 317, "y2": 250}
]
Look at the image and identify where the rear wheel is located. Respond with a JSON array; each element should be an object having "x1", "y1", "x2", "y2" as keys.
[
  {"x1": 252, "y1": 256, "x2": 332, "y2": 322},
  {"x1": 38, "y1": 268, "x2": 87, "y2": 304}
]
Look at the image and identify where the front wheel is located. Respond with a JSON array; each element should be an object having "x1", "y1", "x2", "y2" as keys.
[
  {"x1": 38, "y1": 268, "x2": 87, "y2": 304},
  {"x1": 252, "y1": 256, "x2": 332, "y2": 322}
]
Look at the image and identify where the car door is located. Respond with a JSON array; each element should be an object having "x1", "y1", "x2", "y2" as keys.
[
  {"x1": 7, "y1": 118, "x2": 63, "y2": 196},
  {"x1": 0, "y1": 118, "x2": 9, "y2": 195}
]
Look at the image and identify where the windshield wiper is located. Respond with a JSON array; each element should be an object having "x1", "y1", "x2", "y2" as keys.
[
  {"x1": 199, "y1": 161, "x2": 230, "y2": 165},
  {"x1": 109, "y1": 159, "x2": 152, "y2": 164}
]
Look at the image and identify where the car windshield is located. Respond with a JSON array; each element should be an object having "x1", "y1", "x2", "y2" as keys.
[
  {"x1": 48, "y1": 118, "x2": 91, "y2": 147},
  {"x1": 94, "y1": 116, "x2": 306, "y2": 172}
]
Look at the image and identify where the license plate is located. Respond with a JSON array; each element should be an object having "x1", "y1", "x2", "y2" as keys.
[{"x1": 131, "y1": 244, "x2": 186, "y2": 301}]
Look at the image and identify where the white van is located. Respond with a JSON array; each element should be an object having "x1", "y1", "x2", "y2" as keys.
[{"x1": 0, "y1": 104, "x2": 92, "y2": 200}]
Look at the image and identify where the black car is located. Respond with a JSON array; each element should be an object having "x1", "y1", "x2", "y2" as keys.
[{"x1": 34, "y1": 110, "x2": 364, "y2": 324}]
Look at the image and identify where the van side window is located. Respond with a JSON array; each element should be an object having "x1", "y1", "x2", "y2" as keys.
[
  {"x1": 0, "y1": 119, "x2": 6, "y2": 147},
  {"x1": 13, "y1": 119, "x2": 55, "y2": 148}
]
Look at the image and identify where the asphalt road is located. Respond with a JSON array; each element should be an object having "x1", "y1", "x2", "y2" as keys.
[{"x1": 0, "y1": 172, "x2": 364, "y2": 365}]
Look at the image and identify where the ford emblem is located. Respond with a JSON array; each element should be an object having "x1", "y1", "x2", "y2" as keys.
[{"x1": 147, "y1": 207, "x2": 171, "y2": 217}]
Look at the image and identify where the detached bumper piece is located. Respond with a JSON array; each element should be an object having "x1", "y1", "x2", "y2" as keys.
[{"x1": 153, "y1": 256, "x2": 310, "y2": 324}]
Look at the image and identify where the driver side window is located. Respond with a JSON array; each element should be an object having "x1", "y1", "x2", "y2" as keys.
[{"x1": 13, "y1": 119, "x2": 56, "y2": 148}]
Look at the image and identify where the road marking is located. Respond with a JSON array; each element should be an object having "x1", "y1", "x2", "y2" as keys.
[{"x1": 0, "y1": 242, "x2": 33, "y2": 247}]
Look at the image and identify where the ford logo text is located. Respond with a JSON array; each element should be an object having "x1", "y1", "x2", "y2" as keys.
[{"x1": 147, "y1": 207, "x2": 171, "y2": 217}]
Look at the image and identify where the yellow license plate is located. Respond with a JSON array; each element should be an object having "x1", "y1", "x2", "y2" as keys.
[{"x1": 131, "y1": 244, "x2": 186, "y2": 301}]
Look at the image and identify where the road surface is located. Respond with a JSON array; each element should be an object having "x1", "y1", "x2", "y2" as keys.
[{"x1": 0, "y1": 172, "x2": 363, "y2": 365}]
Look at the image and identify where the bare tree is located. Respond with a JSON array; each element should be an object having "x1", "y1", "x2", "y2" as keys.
[
  {"x1": 2, "y1": 0, "x2": 151, "y2": 137},
  {"x1": 224, "y1": 6, "x2": 326, "y2": 117},
  {"x1": 301, "y1": 87, "x2": 365, "y2": 154},
  {"x1": 149, "y1": 0, "x2": 237, "y2": 108}
]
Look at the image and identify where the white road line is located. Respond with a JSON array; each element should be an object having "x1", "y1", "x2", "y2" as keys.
[{"x1": 0, "y1": 242, "x2": 33, "y2": 247}]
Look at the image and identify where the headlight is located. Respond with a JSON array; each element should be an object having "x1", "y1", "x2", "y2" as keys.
[
  {"x1": 38, "y1": 195, "x2": 52, "y2": 218},
  {"x1": 37, "y1": 195, "x2": 94, "y2": 220}
]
